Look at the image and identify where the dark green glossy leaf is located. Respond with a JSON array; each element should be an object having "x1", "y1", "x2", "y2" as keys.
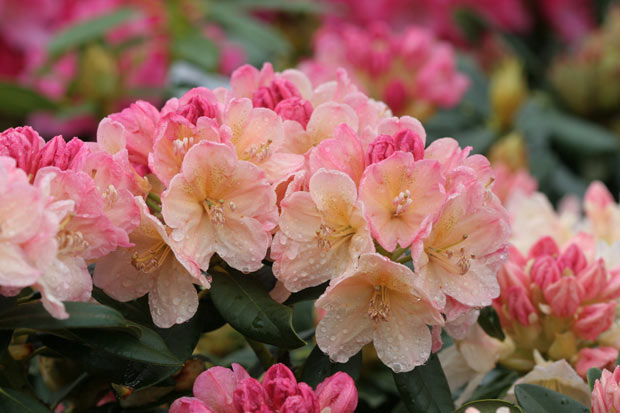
[
  {"x1": 48, "y1": 8, "x2": 137, "y2": 57},
  {"x1": 210, "y1": 267, "x2": 305, "y2": 349},
  {"x1": 455, "y1": 399, "x2": 522, "y2": 413},
  {"x1": 478, "y1": 306, "x2": 505, "y2": 341},
  {"x1": 284, "y1": 282, "x2": 328, "y2": 305},
  {"x1": 301, "y1": 345, "x2": 362, "y2": 388},
  {"x1": 0, "y1": 302, "x2": 140, "y2": 336},
  {"x1": 393, "y1": 353, "x2": 454, "y2": 413},
  {"x1": 514, "y1": 383, "x2": 589, "y2": 413},
  {"x1": 0, "y1": 388, "x2": 49, "y2": 413},
  {"x1": 0, "y1": 83, "x2": 57, "y2": 117},
  {"x1": 587, "y1": 367, "x2": 603, "y2": 392},
  {"x1": 468, "y1": 368, "x2": 519, "y2": 402},
  {"x1": 545, "y1": 111, "x2": 619, "y2": 155},
  {"x1": 172, "y1": 34, "x2": 219, "y2": 70}
]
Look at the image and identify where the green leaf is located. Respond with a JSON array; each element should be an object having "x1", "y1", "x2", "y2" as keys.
[
  {"x1": 478, "y1": 306, "x2": 505, "y2": 341},
  {"x1": 455, "y1": 399, "x2": 522, "y2": 413},
  {"x1": 545, "y1": 111, "x2": 620, "y2": 155},
  {"x1": 393, "y1": 353, "x2": 455, "y2": 413},
  {"x1": 468, "y1": 368, "x2": 519, "y2": 402},
  {"x1": 514, "y1": 383, "x2": 589, "y2": 413},
  {"x1": 301, "y1": 345, "x2": 362, "y2": 388},
  {"x1": 172, "y1": 34, "x2": 219, "y2": 71},
  {"x1": 0, "y1": 388, "x2": 50, "y2": 413},
  {"x1": 48, "y1": 8, "x2": 137, "y2": 57},
  {"x1": 233, "y1": 0, "x2": 324, "y2": 13},
  {"x1": 0, "y1": 302, "x2": 140, "y2": 336},
  {"x1": 0, "y1": 83, "x2": 57, "y2": 117},
  {"x1": 209, "y1": 267, "x2": 305, "y2": 349},
  {"x1": 587, "y1": 367, "x2": 603, "y2": 392},
  {"x1": 284, "y1": 282, "x2": 328, "y2": 305}
]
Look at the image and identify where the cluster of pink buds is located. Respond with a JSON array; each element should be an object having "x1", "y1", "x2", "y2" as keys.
[
  {"x1": 592, "y1": 366, "x2": 620, "y2": 413},
  {"x1": 494, "y1": 235, "x2": 620, "y2": 370},
  {"x1": 300, "y1": 22, "x2": 469, "y2": 119},
  {"x1": 170, "y1": 363, "x2": 357, "y2": 413}
]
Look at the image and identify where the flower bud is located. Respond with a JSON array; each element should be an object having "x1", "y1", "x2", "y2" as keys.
[
  {"x1": 528, "y1": 236, "x2": 560, "y2": 259},
  {"x1": 169, "y1": 397, "x2": 214, "y2": 413},
  {"x1": 574, "y1": 302, "x2": 616, "y2": 341},
  {"x1": 575, "y1": 347, "x2": 618, "y2": 378},
  {"x1": 194, "y1": 365, "x2": 244, "y2": 412},
  {"x1": 366, "y1": 134, "x2": 396, "y2": 165},
  {"x1": 178, "y1": 95, "x2": 218, "y2": 124},
  {"x1": 262, "y1": 363, "x2": 298, "y2": 410},
  {"x1": 577, "y1": 259, "x2": 607, "y2": 301},
  {"x1": 0, "y1": 126, "x2": 44, "y2": 177},
  {"x1": 557, "y1": 244, "x2": 587, "y2": 274},
  {"x1": 591, "y1": 366, "x2": 620, "y2": 413},
  {"x1": 275, "y1": 97, "x2": 313, "y2": 128},
  {"x1": 38, "y1": 136, "x2": 89, "y2": 172},
  {"x1": 544, "y1": 277, "x2": 583, "y2": 318},
  {"x1": 530, "y1": 256, "x2": 560, "y2": 290},
  {"x1": 315, "y1": 372, "x2": 358, "y2": 413},
  {"x1": 280, "y1": 383, "x2": 319, "y2": 413},
  {"x1": 392, "y1": 128, "x2": 424, "y2": 161},
  {"x1": 252, "y1": 79, "x2": 301, "y2": 109},
  {"x1": 233, "y1": 378, "x2": 270, "y2": 412},
  {"x1": 489, "y1": 58, "x2": 527, "y2": 131},
  {"x1": 383, "y1": 80, "x2": 408, "y2": 115},
  {"x1": 585, "y1": 181, "x2": 614, "y2": 209},
  {"x1": 506, "y1": 286, "x2": 536, "y2": 325}
]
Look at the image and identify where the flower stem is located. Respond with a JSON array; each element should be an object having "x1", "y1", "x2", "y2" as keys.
[
  {"x1": 396, "y1": 255, "x2": 412, "y2": 265},
  {"x1": 246, "y1": 338, "x2": 274, "y2": 370},
  {"x1": 147, "y1": 192, "x2": 161, "y2": 203},
  {"x1": 146, "y1": 197, "x2": 162, "y2": 213},
  {"x1": 391, "y1": 246, "x2": 407, "y2": 261}
]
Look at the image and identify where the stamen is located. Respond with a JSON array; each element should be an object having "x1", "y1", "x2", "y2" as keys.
[
  {"x1": 245, "y1": 139, "x2": 273, "y2": 162},
  {"x1": 102, "y1": 184, "x2": 118, "y2": 208},
  {"x1": 392, "y1": 190, "x2": 412, "y2": 217},
  {"x1": 173, "y1": 136, "x2": 195, "y2": 156},
  {"x1": 57, "y1": 230, "x2": 89, "y2": 254},
  {"x1": 131, "y1": 240, "x2": 171, "y2": 273},
  {"x1": 203, "y1": 199, "x2": 226, "y2": 225},
  {"x1": 368, "y1": 285, "x2": 391, "y2": 322}
]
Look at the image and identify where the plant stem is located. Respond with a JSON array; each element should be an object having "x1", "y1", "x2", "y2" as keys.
[
  {"x1": 391, "y1": 246, "x2": 407, "y2": 261},
  {"x1": 147, "y1": 192, "x2": 161, "y2": 203},
  {"x1": 246, "y1": 338, "x2": 274, "y2": 370},
  {"x1": 396, "y1": 255, "x2": 412, "y2": 265},
  {"x1": 145, "y1": 197, "x2": 162, "y2": 213}
]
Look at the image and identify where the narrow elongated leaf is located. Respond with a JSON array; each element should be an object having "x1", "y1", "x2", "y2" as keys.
[
  {"x1": 587, "y1": 368, "x2": 603, "y2": 391},
  {"x1": 478, "y1": 306, "x2": 505, "y2": 341},
  {"x1": 48, "y1": 8, "x2": 137, "y2": 57},
  {"x1": 515, "y1": 383, "x2": 589, "y2": 413},
  {"x1": 392, "y1": 353, "x2": 455, "y2": 413},
  {"x1": 0, "y1": 83, "x2": 57, "y2": 117},
  {"x1": 172, "y1": 34, "x2": 219, "y2": 70},
  {"x1": 0, "y1": 302, "x2": 139, "y2": 336},
  {"x1": 210, "y1": 267, "x2": 305, "y2": 349},
  {"x1": 455, "y1": 400, "x2": 522, "y2": 412},
  {"x1": 546, "y1": 111, "x2": 619, "y2": 155},
  {"x1": 301, "y1": 345, "x2": 362, "y2": 388},
  {"x1": 0, "y1": 388, "x2": 49, "y2": 413}
]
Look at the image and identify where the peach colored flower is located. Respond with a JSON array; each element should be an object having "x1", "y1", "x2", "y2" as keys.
[
  {"x1": 94, "y1": 197, "x2": 205, "y2": 328},
  {"x1": 413, "y1": 174, "x2": 510, "y2": 308},
  {"x1": 272, "y1": 169, "x2": 374, "y2": 292},
  {"x1": 359, "y1": 152, "x2": 446, "y2": 252},
  {"x1": 162, "y1": 141, "x2": 277, "y2": 273},
  {"x1": 315, "y1": 252, "x2": 443, "y2": 372}
]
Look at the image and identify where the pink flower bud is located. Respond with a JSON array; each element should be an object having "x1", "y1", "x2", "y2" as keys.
[
  {"x1": 280, "y1": 383, "x2": 319, "y2": 413},
  {"x1": 233, "y1": 378, "x2": 270, "y2": 412},
  {"x1": 575, "y1": 347, "x2": 618, "y2": 378},
  {"x1": 392, "y1": 128, "x2": 424, "y2": 161},
  {"x1": 38, "y1": 136, "x2": 89, "y2": 172},
  {"x1": 366, "y1": 134, "x2": 396, "y2": 165},
  {"x1": 252, "y1": 79, "x2": 301, "y2": 110},
  {"x1": 577, "y1": 259, "x2": 607, "y2": 301},
  {"x1": 194, "y1": 364, "x2": 248, "y2": 412},
  {"x1": 506, "y1": 286, "x2": 536, "y2": 325},
  {"x1": 170, "y1": 397, "x2": 214, "y2": 413},
  {"x1": 275, "y1": 97, "x2": 313, "y2": 128},
  {"x1": 178, "y1": 95, "x2": 218, "y2": 124},
  {"x1": 528, "y1": 236, "x2": 560, "y2": 259},
  {"x1": 498, "y1": 261, "x2": 529, "y2": 293},
  {"x1": 574, "y1": 302, "x2": 616, "y2": 341},
  {"x1": 557, "y1": 244, "x2": 587, "y2": 274},
  {"x1": 315, "y1": 372, "x2": 358, "y2": 413},
  {"x1": 591, "y1": 366, "x2": 620, "y2": 413},
  {"x1": 585, "y1": 181, "x2": 614, "y2": 209},
  {"x1": 544, "y1": 277, "x2": 583, "y2": 318},
  {"x1": 0, "y1": 126, "x2": 44, "y2": 177},
  {"x1": 262, "y1": 363, "x2": 298, "y2": 410},
  {"x1": 601, "y1": 268, "x2": 620, "y2": 301},
  {"x1": 383, "y1": 80, "x2": 408, "y2": 115},
  {"x1": 530, "y1": 256, "x2": 561, "y2": 290}
]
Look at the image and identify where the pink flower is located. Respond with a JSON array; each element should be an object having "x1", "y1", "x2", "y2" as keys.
[
  {"x1": 0, "y1": 126, "x2": 45, "y2": 177},
  {"x1": 584, "y1": 181, "x2": 620, "y2": 244},
  {"x1": 575, "y1": 347, "x2": 618, "y2": 378},
  {"x1": 315, "y1": 372, "x2": 358, "y2": 413},
  {"x1": 275, "y1": 96, "x2": 313, "y2": 128},
  {"x1": 415, "y1": 44, "x2": 470, "y2": 107},
  {"x1": 230, "y1": 63, "x2": 313, "y2": 103},
  {"x1": 161, "y1": 141, "x2": 277, "y2": 273},
  {"x1": 491, "y1": 163, "x2": 537, "y2": 205},
  {"x1": 272, "y1": 169, "x2": 373, "y2": 292},
  {"x1": 315, "y1": 253, "x2": 444, "y2": 372},
  {"x1": 592, "y1": 366, "x2": 620, "y2": 413},
  {"x1": 94, "y1": 197, "x2": 205, "y2": 328},
  {"x1": 169, "y1": 397, "x2": 213, "y2": 413},
  {"x1": 413, "y1": 174, "x2": 510, "y2": 308},
  {"x1": 359, "y1": 152, "x2": 445, "y2": 252}
]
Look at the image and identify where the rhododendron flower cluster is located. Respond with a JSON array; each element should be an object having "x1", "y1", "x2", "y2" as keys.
[
  {"x1": 0, "y1": 62, "x2": 510, "y2": 375},
  {"x1": 300, "y1": 22, "x2": 469, "y2": 119},
  {"x1": 592, "y1": 366, "x2": 620, "y2": 413},
  {"x1": 170, "y1": 363, "x2": 357, "y2": 413}
]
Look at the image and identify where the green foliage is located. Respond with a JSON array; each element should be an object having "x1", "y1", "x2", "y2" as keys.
[
  {"x1": 393, "y1": 354, "x2": 455, "y2": 413},
  {"x1": 455, "y1": 399, "x2": 522, "y2": 412},
  {"x1": 478, "y1": 306, "x2": 506, "y2": 341},
  {"x1": 209, "y1": 266, "x2": 306, "y2": 349},
  {"x1": 587, "y1": 367, "x2": 603, "y2": 391},
  {"x1": 301, "y1": 345, "x2": 362, "y2": 388},
  {"x1": 0, "y1": 388, "x2": 50, "y2": 413},
  {"x1": 514, "y1": 384, "x2": 590, "y2": 413},
  {"x1": 0, "y1": 83, "x2": 57, "y2": 118}
]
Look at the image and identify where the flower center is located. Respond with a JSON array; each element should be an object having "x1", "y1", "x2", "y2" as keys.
[
  {"x1": 173, "y1": 136, "x2": 195, "y2": 157},
  {"x1": 202, "y1": 199, "x2": 236, "y2": 225},
  {"x1": 131, "y1": 240, "x2": 171, "y2": 273},
  {"x1": 392, "y1": 190, "x2": 412, "y2": 217},
  {"x1": 57, "y1": 230, "x2": 89, "y2": 255},
  {"x1": 102, "y1": 184, "x2": 118, "y2": 208},
  {"x1": 244, "y1": 139, "x2": 272, "y2": 162},
  {"x1": 315, "y1": 223, "x2": 356, "y2": 251},
  {"x1": 368, "y1": 285, "x2": 391, "y2": 322},
  {"x1": 425, "y1": 234, "x2": 474, "y2": 275}
]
